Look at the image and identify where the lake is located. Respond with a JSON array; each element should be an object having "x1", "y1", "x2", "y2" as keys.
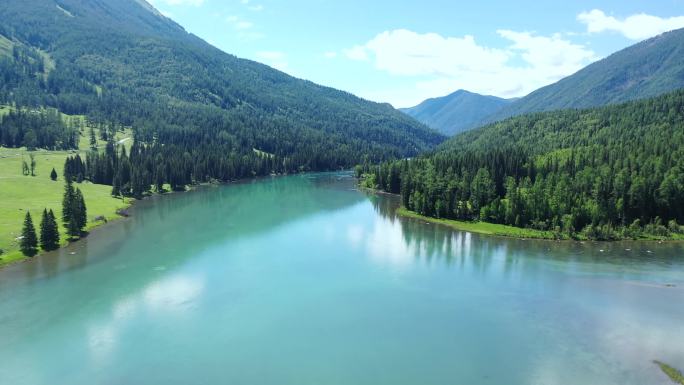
[{"x1": 1, "y1": 172, "x2": 683, "y2": 384}]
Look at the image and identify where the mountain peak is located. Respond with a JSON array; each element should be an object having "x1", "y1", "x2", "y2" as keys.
[{"x1": 401, "y1": 90, "x2": 512, "y2": 136}]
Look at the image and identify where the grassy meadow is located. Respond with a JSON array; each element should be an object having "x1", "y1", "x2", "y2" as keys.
[
  {"x1": 0, "y1": 107, "x2": 133, "y2": 266},
  {"x1": 396, "y1": 207, "x2": 559, "y2": 240}
]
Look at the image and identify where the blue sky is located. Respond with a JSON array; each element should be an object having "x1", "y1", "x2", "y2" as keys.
[{"x1": 148, "y1": 0, "x2": 684, "y2": 107}]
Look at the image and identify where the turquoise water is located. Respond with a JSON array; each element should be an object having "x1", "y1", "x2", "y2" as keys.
[{"x1": 1, "y1": 173, "x2": 683, "y2": 384}]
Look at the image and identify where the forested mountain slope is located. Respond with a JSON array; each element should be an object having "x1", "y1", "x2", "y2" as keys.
[
  {"x1": 401, "y1": 90, "x2": 512, "y2": 135},
  {"x1": 490, "y1": 28, "x2": 684, "y2": 121},
  {"x1": 365, "y1": 89, "x2": 684, "y2": 240},
  {"x1": 0, "y1": 0, "x2": 443, "y2": 176}
]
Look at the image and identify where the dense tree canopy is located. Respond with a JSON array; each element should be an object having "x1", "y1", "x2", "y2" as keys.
[
  {"x1": 0, "y1": 108, "x2": 78, "y2": 150},
  {"x1": 364, "y1": 89, "x2": 684, "y2": 240},
  {"x1": 0, "y1": 0, "x2": 443, "y2": 173}
]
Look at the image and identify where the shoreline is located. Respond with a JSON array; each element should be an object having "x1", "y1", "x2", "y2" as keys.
[
  {"x1": 0, "y1": 177, "x2": 242, "y2": 269},
  {"x1": 0, "y1": 195, "x2": 134, "y2": 269},
  {"x1": 395, "y1": 207, "x2": 561, "y2": 240},
  {"x1": 395, "y1": 207, "x2": 684, "y2": 243},
  {"x1": 361, "y1": 186, "x2": 684, "y2": 243},
  {"x1": 0, "y1": 171, "x2": 347, "y2": 269}
]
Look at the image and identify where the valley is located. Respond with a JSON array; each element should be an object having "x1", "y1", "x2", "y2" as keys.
[{"x1": 0, "y1": 0, "x2": 682, "y2": 384}]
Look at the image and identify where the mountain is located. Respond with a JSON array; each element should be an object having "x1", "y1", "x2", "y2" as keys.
[
  {"x1": 490, "y1": 28, "x2": 684, "y2": 120},
  {"x1": 400, "y1": 90, "x2": 512, "y2": 135},
  {"x1": 367, "y1": 89, "x2": 684, "y2": 240},
  {"x1": 0, "y1": 0, "x2": 444, "y2": 172}
]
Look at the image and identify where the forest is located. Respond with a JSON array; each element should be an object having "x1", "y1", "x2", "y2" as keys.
[
  {"x1": 0, "y1": 0, "x2": 444, "y2": 175},
  {"x1": 0, "y1": 108, "x2": 79, "y2": 149},
  {"x1": 362, "y1": 89, "x2": 684, "y2": 240}
]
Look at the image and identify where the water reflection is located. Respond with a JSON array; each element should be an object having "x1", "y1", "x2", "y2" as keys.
[
  {"x1": 366, "y1": 191, "x2": 684, "y2": 284},
  {"x1": 0, "y1": 173, "x2": 682, "y2": 385}
]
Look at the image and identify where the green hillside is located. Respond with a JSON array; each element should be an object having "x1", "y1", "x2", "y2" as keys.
[
  {"x1": 0, "y1": 0, "x2": 444, "y2": 174},
  {"x1": 491, "y1": 28, "x2": 684, "y2": 121},
  {"x1": 365, "y1": 89, "x2": 684, "y2": 240}
]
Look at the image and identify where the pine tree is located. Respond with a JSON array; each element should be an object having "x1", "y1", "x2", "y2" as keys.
[
  {"x1": 67, "y1": 211, "x2": 80, "y2": 239},
  {"x1": 48, "y1": 209, "x2": 60, "y2": 249},
  {"x1": 62, "y1": 179, "x2": 75, "y2": 226},
  {"x1": 89, "y1": 126, "x2": 97, "y2": 150},
  {"x1": 20, "y1": 211, "x2": 38, "y2": 256},
  {"x1": 111, "y1": 173, "x2": 121, "y2": 197},
  {"x1": 50, "y1": 167, "x2": 58, "y2": 181},
  {"x1": 40, "y1": 209, "x2": 60, "y2": 251},
  {"x1": 75, "y1": 188, "x2": 87, "y2": 231},
  {"x1": 40, "y1": 209, "x2": 49, "y2": 250}
]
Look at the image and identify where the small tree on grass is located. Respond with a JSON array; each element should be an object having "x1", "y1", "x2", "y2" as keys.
[
  {"x1": 20, "y1": 211, "x2": 38, "y2": 256},
  {"x1": 29, "y1": 154, "x2": 36, "y2": 176},
  {"x1": 40, "y1": 209, "x2": 60, "y2": 251},
  {"x1": 50, "y1": 168, "x2": 58, "y2": 181},
  {"x1": 75, "y1": 188, "x2": 87, "y2": 230},
  {"x1": 62, "y1": 180, "x2": 87, "y2": 238},
  {"x1": 62, "y1": 180, "x2": 75, "y2": 224},
  {"x1": 22, "y1": 160, "x2": 29, "y2": 176}
]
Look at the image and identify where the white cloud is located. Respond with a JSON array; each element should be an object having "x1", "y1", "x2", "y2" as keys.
[
  {"x1": 324, "y1": 51, "x2": 338, "y2": 59},
  {"x1": 256, "y1": 51, "x2": 289, "y2": 72},
  {"x1": 150, "y1": 0, "x2": 204, "y2": 6},
  {"x1": 349, "y1": 30, "x2": 509, "y2": 76},
  {"x1": 578, "y1": 9, "x2": 684, "y2": 40},
  {"x1": 497, "y1": 30, "x2": 596, "y2": 80},
  {"x1": 240, "y1": 0, "x2": 264, "y2": 11},
  {"x1": 344, "y1": 29, "x2": 597, "y2": 107},
  {"x1": 227, "y1": 15, "x2": 253, "y2": 30}
]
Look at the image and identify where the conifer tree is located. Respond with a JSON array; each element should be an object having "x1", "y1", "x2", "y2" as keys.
[
  {"x1": 40, "y1": 209, "x2": 60, "y2": 251},
  {"x1": 50, "y1": 167, "x2": 58, "y2": 181},
  {"x1": 67, "y1": 211, "x2": 80, "y2": 239},
  {"x1": 62, "y1": 179, "x2": 75, "y2": 226},
  {"x1": 40, "y1": 209, "x2": 49, "y2": 250},
  {"x1": 20, "y1": 211, "x2": 38, "y2": 256},
  {"x1": 89, "y1": 126, "x2": 97, "y2": 150},
  {"x1": 75, "y1": 188, "x2": 87, "y2": 231},
  {"x1": 48, "y1": 209, "x2": 60, "y2": 249}
]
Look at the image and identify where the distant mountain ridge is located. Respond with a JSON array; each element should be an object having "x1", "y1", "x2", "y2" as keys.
[
  {"x1": 490, "y1": 27, "x2": 684, "y2": 120},
  {"x1": 400, "y1": 90, "x2": 512, "y2": 136},
  {"x1": 408, "y1": 27, "x2": 684, "y2": 135}
]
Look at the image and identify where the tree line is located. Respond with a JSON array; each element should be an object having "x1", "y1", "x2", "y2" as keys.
[
  {"x1": 0, "y1": 108, "x2": 78, "y2": 150},
  {"x1": 362, "y1": 89, "x2": 684, "y2": 240},
  {"x1": 20, "y1": 209, "x2": 59, "y2": 257},
  {"x1": 20, "y1": 179, "x2": 87, "y2": 257}
]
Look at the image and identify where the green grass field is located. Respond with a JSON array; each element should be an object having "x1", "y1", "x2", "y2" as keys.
[
  {"x1": 396, "y1": 207, "x2": 559, "y2": 240},
  {"x1": 0, "y1": 107, "x2": 134, "y2": 266}
]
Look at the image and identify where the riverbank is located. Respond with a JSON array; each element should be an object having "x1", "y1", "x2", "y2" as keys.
[
  {"x1": 396, "y1": 207, "x2": 684, "y2": 242},
  {"x1": 0, "y1": 145, "x2": 133, "y2": 267},
  {"x1": 396, "y1": 207, "x2": 560, "y2": 240}
]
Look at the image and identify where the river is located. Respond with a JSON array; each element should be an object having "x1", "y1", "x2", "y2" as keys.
[{"x1": 0, "y1": 172, "x2": 682, "y2": 384}]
